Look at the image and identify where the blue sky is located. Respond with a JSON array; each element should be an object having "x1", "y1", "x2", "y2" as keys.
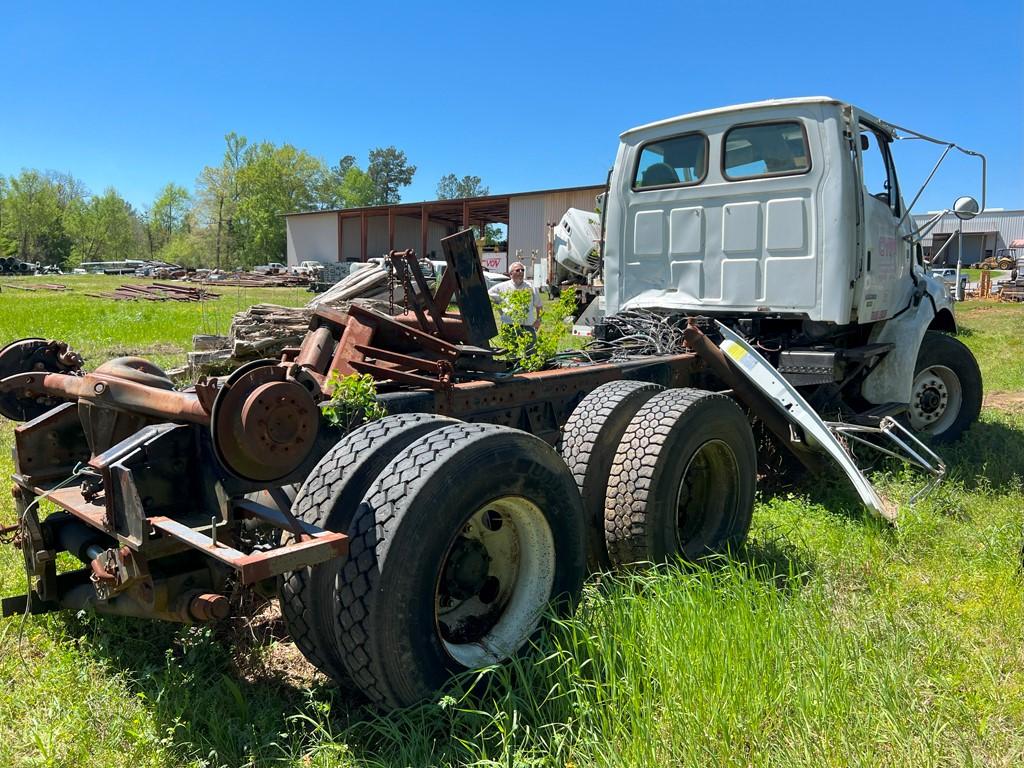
[{"x1": 1, "y1": 1, "x2": 1020, "y2": 214}]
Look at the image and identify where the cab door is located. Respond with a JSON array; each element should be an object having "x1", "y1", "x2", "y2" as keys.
[{"x1": 854, "y1": 115, "x2": 913, "y2": 322}]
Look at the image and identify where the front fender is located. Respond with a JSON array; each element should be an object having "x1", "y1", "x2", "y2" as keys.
[{"x1": 861, "y1": 300, "x2": 936, "y2": 404}]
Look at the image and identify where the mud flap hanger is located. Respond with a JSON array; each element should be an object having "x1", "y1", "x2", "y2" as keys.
[{"x1": 714, "y1": 322, "x2": 945, "y2": 523}]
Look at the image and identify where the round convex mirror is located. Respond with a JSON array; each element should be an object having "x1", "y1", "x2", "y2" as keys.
[{"x1": 953, "y1": 196, "x2": 980, "y2": 220}]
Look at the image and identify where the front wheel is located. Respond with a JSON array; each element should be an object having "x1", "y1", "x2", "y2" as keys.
[{"x1": 908, "y1": 331, "x2": 982, "y2": 442}]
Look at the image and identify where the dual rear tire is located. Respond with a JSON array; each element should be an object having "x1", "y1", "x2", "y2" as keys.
[
  {"x1": 561, "y1": 383, "x2": 757, "y2": 568},
  {"x1": 281, "y1": 417, "x2": 586, "y2": 708},
  {"x1": 282, "y1": 384, "x2": 757, "y2": 708}
]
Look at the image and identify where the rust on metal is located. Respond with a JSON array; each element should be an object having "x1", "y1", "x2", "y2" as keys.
[
  {"x1": 0, "y1": 371, "x2": 209, "y2": 424},
  {"x1": 189, "y1": 592, "x2": 229, "y2": 621},
  {"x1": 212, "y1": 364, "x2": 319, "y2": 482},
  {"x1": 149, "y1": 516, "x2": 348, "y2": 584},
  {"x1": 295, "y1": 326, "x2": 335, "y2": 370}
]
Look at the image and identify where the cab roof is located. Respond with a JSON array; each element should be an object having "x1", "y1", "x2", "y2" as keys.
[{"x1": 621, "y1": 97, "x2": 845, "y2": 139}]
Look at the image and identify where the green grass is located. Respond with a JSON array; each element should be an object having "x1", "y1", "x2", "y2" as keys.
[
  {"x1": 0, "y1": 274, "x2": 310, "y2": 370},
  {"x1": 1, "y1": 284, "x2": 1022, "y2": 767}
]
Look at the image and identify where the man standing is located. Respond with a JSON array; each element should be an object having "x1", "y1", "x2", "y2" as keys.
[{"x1": 488, "y1": 261, "x2": 543, "y2": 342}]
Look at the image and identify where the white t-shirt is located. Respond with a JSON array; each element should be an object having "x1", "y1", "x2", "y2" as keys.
[{"x1": 488, "y1": 279, "x2": 543, "y2": 325}]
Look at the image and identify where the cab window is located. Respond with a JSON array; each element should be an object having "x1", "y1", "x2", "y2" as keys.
[
  {"x1": 859, "y1": 124, "x2": 900, "y2": 214},
  {"x1": 723, "y1": 121, "x2": 810, "y2": 179},
  {"x1": 633, "y1": 132, "x2": 708, "y2": 189}
]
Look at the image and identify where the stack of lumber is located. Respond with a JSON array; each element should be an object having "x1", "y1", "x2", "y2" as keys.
[
  {"x1": 189, "y1": 273, "x2": 310, "y2": 288},
  {"x1": 0, "y1": 282, "x2": 69, "y2": 292},
  {"x1": 187, "y1": 303, "x2": 313, "y2": 373},
  {"x1": 86, "y1": 283, "x2": 219, "y2": 301}
]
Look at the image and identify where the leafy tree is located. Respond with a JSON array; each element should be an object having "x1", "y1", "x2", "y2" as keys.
[
  {"x1": 195, "y1": 132, "x2": 248, "y2": 268},
  {"x1": 436, "y1": 174, "x2": 488, "y2": 200},
  {"x1": 234, "y1": 141, "x2": 325, "y2": 266},
  {"x1": 0, "y1": 175, "x2": 8, "y2": 251},
  {"x1": 66, "y1": 188, "x2": 141, "y2": 265},
  {"x1": 145, "y1": 183, "x2": 192, "y2": 256},
  {"x1": 339, "y1": 166, "x2": 376, "y2": 208},
  {"x1": 158, "y1": 231, "x2": 207, "y2": 268},
  {"x1": 1, "y1": 170, "x2": 75, "y2": 265},
  {"x1": 368, "y1": 146, "x2": 416, "y2": 205}
]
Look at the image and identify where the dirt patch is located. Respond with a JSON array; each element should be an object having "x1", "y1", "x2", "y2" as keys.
[
  {"x1": 224, "y1": 599, "x2": 322, "y2": 690},
  {"x1": 983, "y1": 390, "x2": 1024, "y2": 412}
]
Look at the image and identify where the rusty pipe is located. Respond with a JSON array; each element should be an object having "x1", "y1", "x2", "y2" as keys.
[
  {"x1": 295, "y1": 326, "x2": 335, "y2": 372},
  {"x1": 0, "y1": 371, "x2": 209, "y2": 424},
  {"x1": 187, "y1": 592, "x2": 229, "y2": 621},
  {"x1": 682, "y1": 323, "x2": 826, "y2": 473}
]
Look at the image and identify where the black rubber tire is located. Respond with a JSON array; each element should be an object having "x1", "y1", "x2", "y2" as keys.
[
  {"x1": 560, "y1": 380, "x2": 664, "y2": 570},
  {"x1": 909, "y1": 331, "x2": 982, "y2": 443},
  {"x1": 334, "y1": 423, "x2": 587, "y2": 708},
  {"x1": 604, "y1": 388, "x2": 757, "y2": 566},
  {"x1": 279, "y1": 413, "x2": 456, "y2": 683}
]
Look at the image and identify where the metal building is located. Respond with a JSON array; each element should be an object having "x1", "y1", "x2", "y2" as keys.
[
  {"x1": 913, "y1": 208, "x2": 1024, "y2": 266},
  {"x1": 285, "y1": 185, "x2": 605, "y2": 273}
]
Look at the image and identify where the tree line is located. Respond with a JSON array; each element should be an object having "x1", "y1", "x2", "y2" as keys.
[{"x1": 0, "y1": 135, "x2": 489, "y2": 270}]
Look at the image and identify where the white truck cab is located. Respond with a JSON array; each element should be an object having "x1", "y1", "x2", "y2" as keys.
[{"x1": 583, "y1": 97, "x2": 983, "y2": 441}]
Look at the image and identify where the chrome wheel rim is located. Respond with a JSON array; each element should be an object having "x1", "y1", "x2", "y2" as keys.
[{"x1": 909, "y1": 365, "x2": 962, "y2": 434}]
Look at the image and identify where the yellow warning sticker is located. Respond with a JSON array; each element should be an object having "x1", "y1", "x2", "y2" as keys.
[{"x1": 724, "y1": 341, "x2": 747, "y2": 362}]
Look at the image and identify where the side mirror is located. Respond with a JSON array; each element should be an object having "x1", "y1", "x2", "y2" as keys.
[
  {"x1": 953, "y1": 196, "x2": 980, "y2": 220},
  {"x1": 860, "y1": 134, "x2": 870, "y2": 151}
]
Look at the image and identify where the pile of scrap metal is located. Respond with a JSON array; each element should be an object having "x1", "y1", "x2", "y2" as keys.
[
  {"x1": 187, "y1": 271, "x2": 310, "y2": 288},
  {"x1": 997, "y1": 246, "x2": 1024, "y2": 301},
  {"x1": 184, "y1": 254, "x2": 460, "y2": 376}
]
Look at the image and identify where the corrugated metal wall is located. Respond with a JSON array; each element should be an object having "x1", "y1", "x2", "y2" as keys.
[
  {"x1": 508, "y1": 196, "x2": 546, "y2": 269},
  {"x1": 339, "y1": 215, "x2": 450, "y2": 261},
  {"x1": 913, "y1": 210, "x2": 1024, "y2": 248},
  {"x1": 509, "y1": 187, "x2": 604, "y2": 270},
  {"x1": 286, "y1": 212, "x2": 337, "y2": 265}
]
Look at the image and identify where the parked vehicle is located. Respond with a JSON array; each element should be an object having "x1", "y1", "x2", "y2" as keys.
[
  {"x1": 253, "y1": 262, "x2": 287, "y2": 275},
  {"x1": 0, "y1": 97, "x2": 984, "y2": 709},
  {"x1": 290, "y1": 260, "x2": 322, "y2": 275}
]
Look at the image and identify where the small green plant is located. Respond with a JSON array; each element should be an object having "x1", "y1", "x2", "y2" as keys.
[
  {"x1": 321, "y1": 371, "x2": 387, "y2": 430},
  {"x1": 496, "y1": 287, "x2": 578, "y2": 372}
]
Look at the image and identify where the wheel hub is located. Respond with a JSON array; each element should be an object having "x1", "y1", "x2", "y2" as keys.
[
  {"x1": 442, "y1": 537, "x2": 491, "y2": 600},
  {"x1": 908, "y1": 364, "x2": 963, "y2": 434},
  {"x1": 912, "y1": 374, "x2": 948, "y2": 422},
  {"x1": 434, "y1": 496, "x2": 555, "y2": 667}
]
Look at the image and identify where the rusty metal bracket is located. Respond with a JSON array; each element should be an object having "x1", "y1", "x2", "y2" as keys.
[{"x1": 149, "y1": 516, "x2": 347, "y2": 585}]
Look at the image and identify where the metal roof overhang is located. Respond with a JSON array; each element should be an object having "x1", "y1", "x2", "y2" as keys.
[{"x1": 333, "y1": 196, "x2": 512, "y2": 227}]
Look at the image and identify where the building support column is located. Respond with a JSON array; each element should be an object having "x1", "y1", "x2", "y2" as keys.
[
  {"x1": 462, "y1": 200, "x2": 470, "y2": 231},
  {"x1": 336, "y1": 213, "x2": 343, "y2": 262},
  {"x1": 360, "y1": 211, "x2": 368, "y2": 262},
  {"x1": 420, "y1": 205, "x2": 428, "y2": 259}
]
